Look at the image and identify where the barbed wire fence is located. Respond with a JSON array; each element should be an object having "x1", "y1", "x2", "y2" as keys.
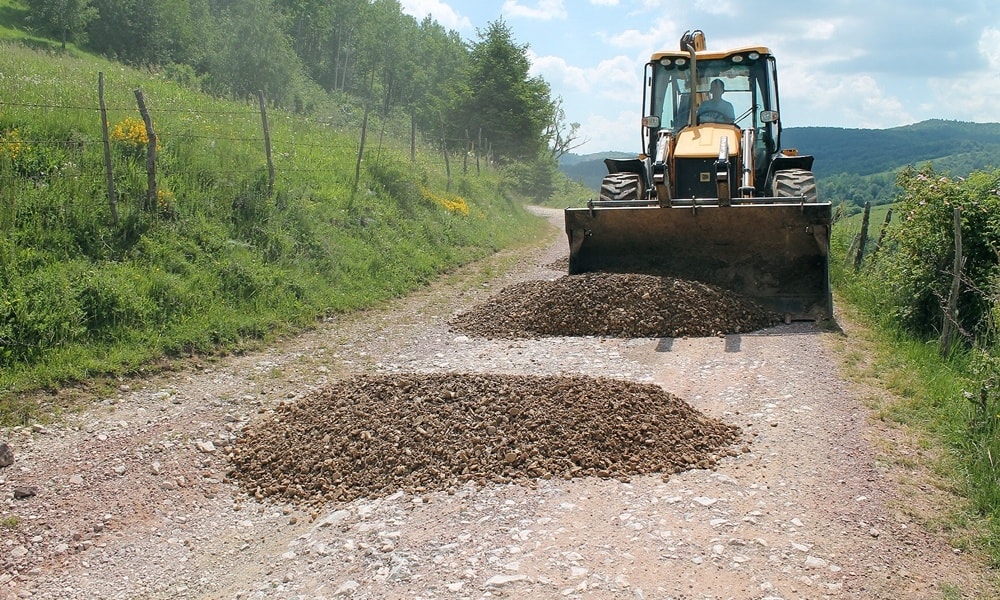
[{"x1": 0, "y1": 72, "x2": 495, "y2": 230}]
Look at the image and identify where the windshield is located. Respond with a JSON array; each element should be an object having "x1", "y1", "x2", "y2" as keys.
[{"x1": 650, "y1": 56, "x2": 772, "y2": 132}]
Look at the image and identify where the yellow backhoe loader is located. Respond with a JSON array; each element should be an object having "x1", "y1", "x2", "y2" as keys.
[{"x1": 565, "y1": 30, "x2": 832, "y2": 320}]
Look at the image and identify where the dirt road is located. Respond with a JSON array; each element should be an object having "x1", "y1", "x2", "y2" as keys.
[{"x1": 0, "y1": 208, "x2": 993, "y2": 599}]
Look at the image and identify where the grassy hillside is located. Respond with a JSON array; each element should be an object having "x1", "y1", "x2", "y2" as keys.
[{"x1": 0, "y1": 41, "x2": 546, "y2": 412}]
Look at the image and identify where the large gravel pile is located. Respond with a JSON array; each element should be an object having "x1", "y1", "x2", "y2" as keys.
[
  {"x1": 228, "y1": 373, "x2": 742, "y2": 507},
  {"x1": 449, "y1": 273, "x2": 780, "y2": 338}
]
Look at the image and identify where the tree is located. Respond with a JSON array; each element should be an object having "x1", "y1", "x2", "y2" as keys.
[
  {"x1": 25, "y1": 0, "x2": 98, "y2": 49},
  {"x1": 87, "y1": 0, "x2": 213, "y2": 67},
  {"x1": 545, "y1": 97, "x2": 585, "y2": 159},
  {"x1": 453, "y1": 20, "x2": 554, "y2": 163},
  {"x1": 409, "y1": 16, "x2": 468, "y2": 135},
  {"x1": 204, "y1": 0, "x2": 304, "y2": 105}
]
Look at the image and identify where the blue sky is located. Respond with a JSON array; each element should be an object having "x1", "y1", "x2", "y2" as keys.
[{"x1": 399, "y1": 0, "x2": 1000, "y2": 154}]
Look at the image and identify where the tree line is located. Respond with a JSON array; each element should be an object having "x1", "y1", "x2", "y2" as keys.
[{"x1": 23, "y1": 0, "x2": 579, "y2": 179}]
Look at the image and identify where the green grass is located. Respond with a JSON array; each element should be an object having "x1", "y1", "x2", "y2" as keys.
[
  {"x1": 0, "y1": 40, "x2": 548, "y2": 420},
  {"x1": 832, "y1": 212, "x2": 1000, "y2": 572},
  {"x1": 0, "y1": 515, "x2": 21, "y2": 529}
]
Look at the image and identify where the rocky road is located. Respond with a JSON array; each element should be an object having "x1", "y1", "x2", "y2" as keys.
[{"x1": 0, "y1": 207, "x2": 994, "y2": 599}]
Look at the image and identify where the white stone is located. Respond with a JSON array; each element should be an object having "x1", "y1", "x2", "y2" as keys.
[
  {"x1": 485, "y1": 574, "x2": 528, "y2": 586},
  {"x1": 334, "y1": 580, "x2": 359, "y2": 596}
]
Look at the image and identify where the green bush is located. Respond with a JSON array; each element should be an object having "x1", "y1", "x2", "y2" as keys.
[
  {"x1": 860, "y1": 165, "x2": 1000, "y2": 341},
  {"x1": 1, "y1": 262, "x2": 87, "y2": 364}
]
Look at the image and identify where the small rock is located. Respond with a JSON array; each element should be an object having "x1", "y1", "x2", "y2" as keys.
[
  {"x1": 13, "y1": 486, "x2": 36, "y2": 499},
  {"x1": 485, "y1": 574, "x2": 529, "y2": 587},
  {"x1": 195, "y1": 440, "x2": 217, "y2": 453},
  {"x1": 804, "y1": 555, "x2": 829, "y2": 569},
  {"x1": 0, "y1": 442, "x2": 13, "y2": 467},
  {"x1": 69, "y1": 474, "x2": 84, "y2": 485},
  {"x1": 334, "y1": 580, "x2": 359, "y2": 596}
]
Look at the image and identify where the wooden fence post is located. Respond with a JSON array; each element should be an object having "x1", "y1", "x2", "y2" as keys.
[
  {"x1": 134, "y1": 89, "x2": 157, "y2": 212},
  {"x1": 352, "y1": 101, "x2": 370, "y2": 202},
  {"x1": 257, "y1": 90, "x2": 275, "y2": 196},
  {"x1": 410, "y1": 112, "x2": 416, "y2": 163},
  {"x1": 869, "y1": 208, "x2": 893, "y2": 260},
  {"x1": 476, "y1": 128, "x2": 482, "y2": 175},
  {"x1": 98, "y1": 73, "x2": 118, "y2": 226},
  {"x1": 440, "y1": 117, "x2": 451, "y2": 192},
  {"x1": 853, "y1": 201, "x2": 871, "y2": 271},
  {"x1": 941, "y1": 207, "x2": 964, "y2": 356}
]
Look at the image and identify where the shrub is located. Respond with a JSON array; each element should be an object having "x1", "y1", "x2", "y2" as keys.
[{"x1": 864, "y1": 165, "x2": 1000, "y2": 341}]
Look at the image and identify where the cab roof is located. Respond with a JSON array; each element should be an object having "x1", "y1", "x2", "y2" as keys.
[{"x1": 650, "y1": 46, "x2": 771, "y2": 61}]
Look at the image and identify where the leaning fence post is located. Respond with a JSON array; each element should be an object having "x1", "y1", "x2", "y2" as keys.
[
  {"x1": 99, "y1": 73, "x2": 118, "y2": 226},
  {"x1": 134, "y1": 89, "x2": 157, "y2": 212},
  {"x1": 869, "y1": 208, "x2": 893, "y2": 260}
]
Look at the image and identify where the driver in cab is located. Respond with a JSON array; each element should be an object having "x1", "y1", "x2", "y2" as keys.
[{"x1": 697, "y1": 78, "x2": 735, "y2": 124}]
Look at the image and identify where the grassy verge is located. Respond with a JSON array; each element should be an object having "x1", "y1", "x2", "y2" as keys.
[
  {"x1": 832, "y1": 209, "x2": 1000, "y2": 568},
  {"x1": 0, "y1": 41, "x2": 548, "y2": 423}
]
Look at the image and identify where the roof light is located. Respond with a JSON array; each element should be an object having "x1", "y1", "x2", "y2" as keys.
[
  {"x1": 731, "y1": 55, "x2": 744, "y2": 63},
  {"x1": 675, "y1": 58, "x2": 687, "y2": 66},
  {"x1": 748, "y1": 51, "x2": 760, "y2": 60},
  {"x1": 659, "y1": 58, "x2": 672, "y2": 66}
]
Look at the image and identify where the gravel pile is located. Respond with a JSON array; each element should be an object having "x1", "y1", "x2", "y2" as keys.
[
  {"x1": 228, "y1": 373, "x2": 742, "y2": 507},
  {"x1": 449, "y1": 273, "x2": 781, "y2": 338}
]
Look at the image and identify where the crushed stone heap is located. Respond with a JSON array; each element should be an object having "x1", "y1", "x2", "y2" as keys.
[
  {"x1": 228, "y1": 373, "x2": 742, "y2": 506},
  {"x1": 449, "y1": 273, "x2": 780, "y2": 339}
]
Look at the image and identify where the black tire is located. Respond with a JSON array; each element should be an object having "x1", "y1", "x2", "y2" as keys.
[
  {"x1": 599, "y1": 172, "x2": 643, "y2": 202},
  {"x1": 772, "y1": 168, "x2": 818, "y2": 203}
]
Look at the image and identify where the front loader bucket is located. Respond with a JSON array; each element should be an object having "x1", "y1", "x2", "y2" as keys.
[{"x1": 565, "y1": 203, "x2": 833, "y2": 320}]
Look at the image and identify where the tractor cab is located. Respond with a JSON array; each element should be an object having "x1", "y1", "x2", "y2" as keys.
[{"x1": 644, "y1": 37, "x2": 782, "y2": 199}]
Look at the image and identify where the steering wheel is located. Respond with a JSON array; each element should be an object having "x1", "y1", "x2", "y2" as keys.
[{"x1": 698, "y1": 109, "x2": 730, "y2": 124}]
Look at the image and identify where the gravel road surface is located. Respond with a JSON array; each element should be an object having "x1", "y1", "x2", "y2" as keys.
[{"x1": 0, "y1": 207, "x2": 993, "y2": 599}]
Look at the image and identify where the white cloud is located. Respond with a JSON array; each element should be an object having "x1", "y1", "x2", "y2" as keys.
[
  {"x1": 981, "y1": 27, "x2": 1000, "y2": 67},
  {"x1": 590, "y1": 0, "x2": 619, "y2": 5},
  {"x1": 501, "y1": 0, "x2": 567, "y2": 20},
  {"x1": 578, "y1": 111, "x2": 641, "y2": 154},
  {"x1": 692, "y1": 0, "x2": 736, "y2": 16},
  {"x1": 398, "y1": 0, "x2": 473, "y2": 31},
  {"x1": 924, "y1": 27, "x2": 1000, "y2": 124},
  {"x1": 779, "y1": 65, "x2": 911, "y2": 129},
  {"x1": 529, "y1": 51, "x2": 641, "y2": 101}
]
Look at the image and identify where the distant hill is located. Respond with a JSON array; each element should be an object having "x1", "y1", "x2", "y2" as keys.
[
  {"x1": 781, "y1": 119, "x2": 1000, "y2": 178},
  {"x1": 559, "y1": 120, "x2": 1000, "y2": 205},
  {"x1": 558, "y1": 151, "x2": 635, "y2": 192}
]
